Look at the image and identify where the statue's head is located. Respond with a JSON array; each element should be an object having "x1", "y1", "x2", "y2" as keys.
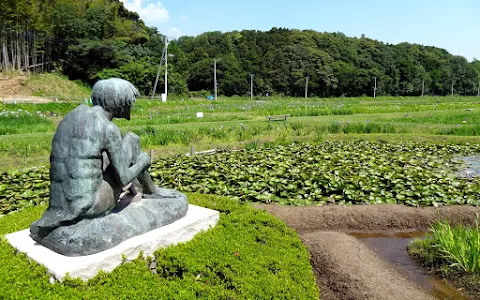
[{"x1": 91, "y1": 78, "x2": 139, "y2": 120}]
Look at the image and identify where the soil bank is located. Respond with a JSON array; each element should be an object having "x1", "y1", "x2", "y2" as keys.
[{"x1": 256, "y1": 204, "x2": 480, "y2": 300}]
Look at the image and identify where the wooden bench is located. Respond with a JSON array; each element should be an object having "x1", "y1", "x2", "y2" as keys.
[{"x1": 267, "y1": 114, "x2": 291, "y2": 122}]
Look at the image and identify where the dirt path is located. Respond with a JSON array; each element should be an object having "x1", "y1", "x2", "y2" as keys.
[
  {"x1": 257, "y1": 204, "x2": 480, "y2": 234},
  {"x1": 0, "y1": 95, "x2": 53, "y2": 103},
  {"x1": 304, "y1": 231, "x2": 434, "y2": 300},
  {"x1": 256, "y1": 204, "x2": 480, "y2": 300}
]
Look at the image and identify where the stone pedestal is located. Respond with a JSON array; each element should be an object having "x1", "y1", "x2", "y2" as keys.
[{"x1": 6, "y1": 204, "x2": 220, "y2": 281}]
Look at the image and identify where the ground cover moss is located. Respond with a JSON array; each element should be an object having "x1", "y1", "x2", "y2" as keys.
[{"x1": 0, "y1": 193, "x2": 319, "y2": 299}]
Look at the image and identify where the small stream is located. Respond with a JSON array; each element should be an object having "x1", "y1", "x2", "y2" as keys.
[{"x1": 349, "y1": 231, "x2": 468, "y2": 300}]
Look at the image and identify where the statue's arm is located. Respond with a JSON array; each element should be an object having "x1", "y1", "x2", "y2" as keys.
[{"x1": 104, "y1": 124, "x2": 150, "y2": 186}]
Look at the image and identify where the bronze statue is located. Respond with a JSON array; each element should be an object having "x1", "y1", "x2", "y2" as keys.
[{"x1": 30, "y1": 78, "x2": 188, "y2": 256}]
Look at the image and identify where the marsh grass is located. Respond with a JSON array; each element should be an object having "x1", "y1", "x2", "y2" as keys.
[
  {"x1": 435, "y1": 125, "x2": 480, "y2": 136},
  {"x1": 115, "y1": 112, "x2": 253, "y2": 127},
  {"x1": 430, "y1": 219, "x2": 480, "y2": 273},
  {"x1": 134, "y1": 126, "x2": 194, "y2": 146},
  {"x1": 388, "y1": 112, "x2": 480, "y2": 125},
  {"x1": 0, "y1": 134, "x2": 52, "y2": 157},
  {"x1": 410, "y1": 218, "x2": 480, "y2": 274},
  {"x1": 0, "y1": 113, "x2": 54, "y2": 135},
  {"x1": 314, "y1": 122, "x2": 397, "y2": 134},
  {"x1": 133, "y1": 96, "x2": 480, "y2": 120}
]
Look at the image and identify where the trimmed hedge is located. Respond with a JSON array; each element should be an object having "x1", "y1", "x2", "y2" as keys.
[{"x1": 0, "y1": 193, "x2": 319, "y2": 299}]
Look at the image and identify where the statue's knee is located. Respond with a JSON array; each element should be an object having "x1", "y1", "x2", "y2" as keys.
[
  {"x1": 124, "y1": 132, "x2": 140, "y2": 144},
  {"x1": 123, "y1": 132, "x2": 141, "y2": 160}
]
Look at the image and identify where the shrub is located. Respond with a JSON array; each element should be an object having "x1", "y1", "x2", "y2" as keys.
[{"x1": 189, "y1": 90, "x2": 211, "y2": 98}]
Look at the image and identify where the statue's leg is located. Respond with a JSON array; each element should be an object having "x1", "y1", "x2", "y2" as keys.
[
  {"x1": 85, "y1": 149, "x2": 123, "y2": 218},
  {"x1": 84, "y1": 132, "x2": 157, "y2": 218},
  {"x1": 85, "y1": 164, "x2": 121, "y2": 218},
  {"x1": 122, "y1": 132, "x2": 158, "y2": 194}
]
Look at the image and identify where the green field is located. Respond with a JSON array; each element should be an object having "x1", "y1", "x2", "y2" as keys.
[
  {"x1": 2, "y1": 95, "x2": 480, "y2": 211},
  {"x1": 1, "y1": 95, "x2": 480, "y2": 171}
]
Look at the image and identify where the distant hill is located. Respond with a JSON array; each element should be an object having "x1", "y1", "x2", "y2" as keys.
[
  {"x1": 1, "y1": 1, "x2": 479, "y2": 97},
  {"x1": 171, "y1": 29, "x2": 480, "y2": 97}
]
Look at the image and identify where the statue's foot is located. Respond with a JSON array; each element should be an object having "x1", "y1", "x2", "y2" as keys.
[
  {"x1": 119, "y1": 179, "x2": 143, "y2": 200},
  {"x1": 132, "y1": 179, "x2": 143, "y2": 194},
  {"x1": 142, "y1": 186, "x2": 178, "y2": 199}
]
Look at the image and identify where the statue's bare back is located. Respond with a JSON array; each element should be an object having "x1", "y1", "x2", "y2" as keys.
[{"x1": 31, "y1": 79, "x2": 156, "y2": 239}]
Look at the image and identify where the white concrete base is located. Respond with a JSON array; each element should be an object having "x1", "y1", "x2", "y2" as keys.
[{"x1": 5, "y1": 204, "x2": 220, "y2": 281}]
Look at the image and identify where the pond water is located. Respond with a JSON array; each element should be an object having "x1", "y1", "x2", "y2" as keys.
[
  {"x1": 456, "y1": 156, "x2": 480, "y2": 179},
  {"x1": 348, "y1": 231, "x2": 468, "y2": 300}
]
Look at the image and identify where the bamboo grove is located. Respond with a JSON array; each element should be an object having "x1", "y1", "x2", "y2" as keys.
[{"x1": 1, "y1": 0, "x2": 480, "y2": 97}]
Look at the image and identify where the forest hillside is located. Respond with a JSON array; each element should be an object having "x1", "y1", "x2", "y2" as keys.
[{"x1": 1, "y1": 0, "x2": 479, "y2": 97}]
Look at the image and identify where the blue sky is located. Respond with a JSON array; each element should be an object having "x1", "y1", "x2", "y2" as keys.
[{"x1": 120, "y1": 0, "x2": 479, "y2": 61}]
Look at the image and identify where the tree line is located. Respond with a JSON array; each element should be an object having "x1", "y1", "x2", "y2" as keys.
[{"x1": 1, "y1": 0, "x2": 479, "y2": 97}]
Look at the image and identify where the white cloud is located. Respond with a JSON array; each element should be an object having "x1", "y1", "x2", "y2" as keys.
[
  {"x1": 120, "y1": 0, "x2": 169, "y2": 26},
  {"x1": 167, "y1": 27, "x2": 183, "y2": 39},
  {"x1": 180, "y1": 15, "x2": 188, "y2": 22}
]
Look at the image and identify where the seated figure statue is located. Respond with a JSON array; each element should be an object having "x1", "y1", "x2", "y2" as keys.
[{"x1": 30, "y1": 78, "x2": 188, "y2": 256}]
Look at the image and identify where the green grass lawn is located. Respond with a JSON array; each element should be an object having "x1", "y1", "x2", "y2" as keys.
[{"x1": 0, "y1": 194, "x2": 319, "y2": 299}]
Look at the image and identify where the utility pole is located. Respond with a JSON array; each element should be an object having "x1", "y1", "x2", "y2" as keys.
[
  {"x1": 250, "y1": 74, "x2": 254, "y2": 100},
  {"x1": 451, "y1": 80, "x2": 454, "y2": 97},
  {"x1": 151, "y1": 45, "x2": 166, "y2": 99},
  {"x1": 477, "y1": 81, "x2": 480, "y2": 97},
  {"x1": 305, "y1": 77, "x2": 309, "y2": 99},
  {"x1": 421, "y1": 78, "x2": 425, "y2": 97},
  {"x1": 214, "y1": 59, "x2": 217, "y2": 101},
  {"x1": 374, "y1": 77, "x2": 377, "y2": 98},
  {"x1": 164, "y1": 37, "x2": 168, "y2": 99}
]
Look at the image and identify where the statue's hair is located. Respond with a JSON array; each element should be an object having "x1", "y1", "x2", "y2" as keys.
[{"x1": 91, "y1": 78, "x2": 139, "y2": 112}]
